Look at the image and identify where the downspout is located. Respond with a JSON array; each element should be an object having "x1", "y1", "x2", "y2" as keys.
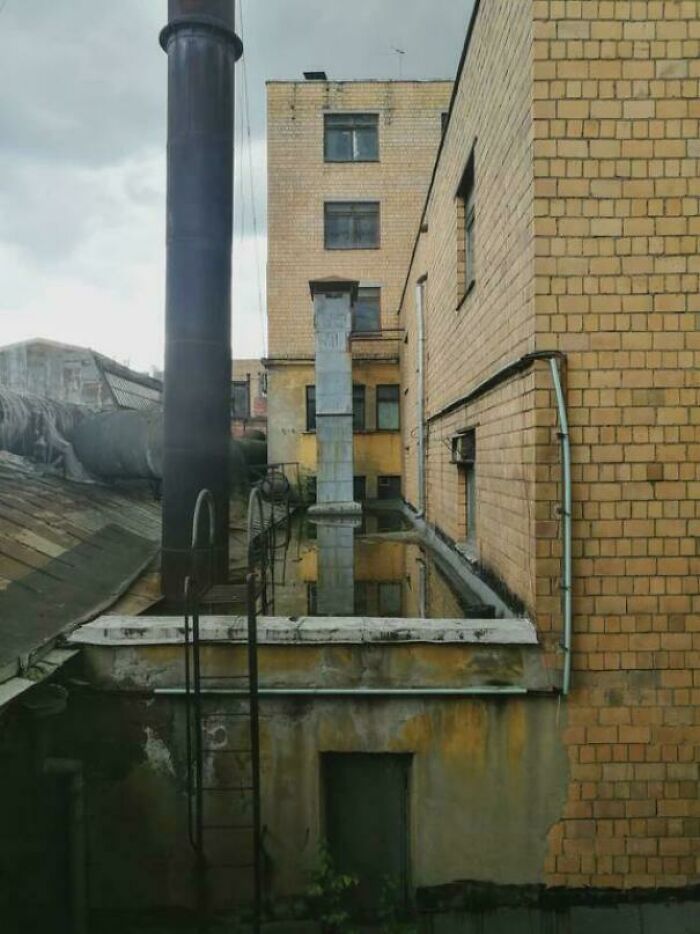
[
  {"x1": 548, "y1": 356, "x2": 572, "y2": 695},
  {"x1": 415, "y1": 278, "x2": 427, "y2": 516},
  {"x1": 43, "y1": 758, "x2": 87, "y2": 934}
]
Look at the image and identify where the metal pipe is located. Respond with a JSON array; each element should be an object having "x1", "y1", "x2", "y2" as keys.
[
  {"x1": 415, "y1": 279, "x2": 427, "y2": 516},
  {"x1": 156, "y1": 686, "x2": 528, "y2": 697},
  {"x1": 548, "y1": 357, "x2": 572, "y2": 695},
  {"x1": 43, "y1": 758, "x2": 87, "y2": 934},
  {"x1": 159, "y1": 1, "x2": 243, "y2": 603}
]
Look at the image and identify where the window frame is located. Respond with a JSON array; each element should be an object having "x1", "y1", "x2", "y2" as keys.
[
  {"x1": 305, "y1": 385, "x2": 316, "y2": 432},
  {"x1": 376, "y1": 384, "x2": 400, "y2": 431},
  {"x1": 352, "y1": 286, "x2": 381, "y2": 334},
  {"x1": 231, "y1": 379, "x2": 250, "y2": 419},
  {"x1": 324, "y1": 112, "x2": 379, "y2": 163},
  {"x1": 456, "y1": 148, "x2": 476, "y2": 308},
  {"x1": 324, "y1": 201, "x2": 381, "y2": 251},
  {"x1": 353, "y1": 384, "x2": 366, "y2": 431},
  {"x1": 305, "y1": 383, "x2": 366, "y2": 432}
]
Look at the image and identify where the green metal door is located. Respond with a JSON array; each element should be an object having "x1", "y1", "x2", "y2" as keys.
[{"x1": 323, "y1": 753, "x2": 410, "y2": 918}]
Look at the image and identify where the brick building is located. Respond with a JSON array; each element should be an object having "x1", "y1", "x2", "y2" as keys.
[
  {"x1": 400, "y1": 0, "x2": 700, "y2": 892},
  {"x1": 231, "y1": 357, "x2": 267, "y2": 437},
  {"x1": 265, "y1": 77, "x2": 452, "y2": 500}
]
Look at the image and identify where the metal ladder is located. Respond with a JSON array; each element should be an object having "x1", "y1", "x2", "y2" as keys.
[{"x1": 183, "y1": 480, "x2": 293, "y2": 931}]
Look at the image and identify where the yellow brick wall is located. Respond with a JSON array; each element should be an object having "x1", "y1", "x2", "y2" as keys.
[
  {"x1": 399, "y1": 0, "x2": 539, "y2": 610},
  {"x1": 267, "y1": 360, "x2": 402, "y2": 499},
  {"x1": 266, "y1": 80, "x2": 451, "y2": 480},
  {"x1": 534, "y1": 0, "x2": 700, "y2": 889},
  {"x1": 266, "y1": 80, "x2": 452, "y2": 358},
  {"x1": 401, "y1": 0, "x2": 700, "y2": 892}
]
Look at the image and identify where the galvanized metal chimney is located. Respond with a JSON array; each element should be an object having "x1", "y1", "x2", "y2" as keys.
[{"x1": 159, "y1": 1, "x2": 242, "y2": 602}]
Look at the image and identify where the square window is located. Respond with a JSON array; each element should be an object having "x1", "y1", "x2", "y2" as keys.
[
  {"x1": 353, "y1": 287, "x2": 381, "y2": 333},
  {"x1": 324, "y1": 113, "x2": 379, "y2": 162},
  {"x1": 325, "y1": 202, "x2": 380, "y2": 250},
  {"x1": 377, "y1": 475, "x2": 401, "y2": 499},
  {"x1": 376, "y1": 384, "x2": 400, "y2": 431}
]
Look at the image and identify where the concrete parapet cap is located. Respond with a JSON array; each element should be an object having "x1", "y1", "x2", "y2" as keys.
[
  {"x1": 309, "y1": 277, "x2": 359, "y2": 301},
  {"x1": 308, "y1": 501, "x2": 362, "y2": 517},
  {"x1": 69, "y1": 615, "x2": 538, "y2": 647}
]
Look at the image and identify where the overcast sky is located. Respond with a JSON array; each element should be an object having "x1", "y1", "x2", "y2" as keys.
[{"x1": 0, "y1": 0, "x2": 471, "y2": 373}]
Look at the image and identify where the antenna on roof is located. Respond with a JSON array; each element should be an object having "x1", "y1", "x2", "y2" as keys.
[{"x1": 392, "y1": 47, "x2": 406, "y2": 79}]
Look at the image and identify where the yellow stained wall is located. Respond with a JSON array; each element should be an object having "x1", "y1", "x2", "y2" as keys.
[{"x1": 268, "y1": 360, "x2": 402, "y2": 499}]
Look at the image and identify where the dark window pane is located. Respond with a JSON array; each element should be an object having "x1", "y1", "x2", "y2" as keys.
[
  {"x1": 325, "y1": 202, "x2": 379, "y2": 249},
  {"x1": 377, "y1": 384, "x2": 400, "y2": 430},
  {"x1": 325, "y1": 113, "x2": 378, "y2": 162},
  {"x1": 353, "y1": 476, "x2": 366, "y2": 501},
  {"x1": 306, "y1": 385, "x2": 316, "y2": 431},
  {"x1": 355, "y1": 127, "x2": 378, "y2": 160},
  {"x1": 353, "y1": 384, "x2": 365, "y2": 431},
  {"x1": 379, "y1": 582, "x2": 402, "y2": 616},
  {"x1": 378, "y1": 475, "x2": 401, "y2": 500},
  {"x1": 231, "y1": 381, "x2": 249, "y2": 418},
  {"x1": 353, "y1": 287, "x2": 381, "y2": 332}
]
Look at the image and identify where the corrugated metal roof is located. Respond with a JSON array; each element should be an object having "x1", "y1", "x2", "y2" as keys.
[{"x1": 0, "y1": 453, "x2": 161, "y2": 684}]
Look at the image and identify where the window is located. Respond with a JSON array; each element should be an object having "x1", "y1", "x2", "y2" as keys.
[
  {"x1": 454, "y1": 428, "x2": 476, "y2": 543},
  {"x1": 353, "y1": 476, "x2": 366, "y2": 502},
  {"x1": 305, "y1": 385, "x2": 316, "y2": 431},
  {"x1": 376, "y1": 384, "x2": 400, "y2": 430},
  {"x1": 441, "y1": 111, "x2": 449, "y2": 135},
  {"x1": 378, "y1": 475, "x2": 401, "y2": 500},
  {"x1": 306, "y1": 384, "x2": 365, "y2": 432},
  {"x1": 378, "y1": 582, "x2": 402, "y2": 616},
  {"x1": 324, "y1": 113, "x2": 379, "y2": 162},
  {"x1": 457, "y1": 150, "x2": 476, "y2": 300},
  {"x1": 325, "y1": 202, "x2": 380, "y2": 250},
  {"x1": 353, "y1": 384, "x2": 366, "y2": 431},
  {"x1": 353, "y1": 287, "x2": 381, "y2": 333},
  {"x1": 231, "y1": 380, "x2": 250, "y2": 419}
]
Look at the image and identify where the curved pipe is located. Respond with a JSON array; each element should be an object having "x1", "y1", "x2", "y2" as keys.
[{"x1": 548, "y1": 357, "x2": 572, "y2": 696}]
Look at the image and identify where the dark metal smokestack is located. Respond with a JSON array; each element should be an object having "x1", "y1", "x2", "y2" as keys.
[{"x1": 159, "y1": 1, "x2": 243, "y2": 602}]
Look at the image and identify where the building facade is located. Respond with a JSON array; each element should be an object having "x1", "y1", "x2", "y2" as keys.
[
  {"x1": 265, "y1": 78, "x2": 452, "y2": 501},
  {"x1": 0, "y1": 338, "x2": 162, "y2": 410},
  {"x1": 231, "y1": 357, "x2": 268, "y2": 437},
  {"x1": 400, "y1": 0, "x2": 700, "y2": 891}
]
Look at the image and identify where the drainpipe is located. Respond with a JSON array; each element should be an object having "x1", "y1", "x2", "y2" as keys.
[
  {"x1": 548, "y1": 356, "x2": 572, "y2": 695},
  {"x1": 415, "y1": 278, "x2": 427, "y2": 516},
  {"x1": 43, "y1": 758, "x2": 87, "y2": 934}
]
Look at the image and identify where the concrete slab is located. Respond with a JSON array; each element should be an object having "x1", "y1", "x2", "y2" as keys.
[{"x1": 69, "y1": 614, "x2": 538, "y2": 647}]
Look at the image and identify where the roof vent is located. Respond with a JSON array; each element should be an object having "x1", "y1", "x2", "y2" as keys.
[{"x1": 304, "y1": 70, "x2": 328, "y2": 81}]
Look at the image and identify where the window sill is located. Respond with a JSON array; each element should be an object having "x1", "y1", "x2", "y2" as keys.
[
  {"x1": 324, "y1": 244, "x2": 381, "y2": 251},
  {"x1": 456, "y1": 279, "x2": 476, "y2": 311},
  {"x1": 324, "y1": 158, "x2": 380, "y2": 164}
]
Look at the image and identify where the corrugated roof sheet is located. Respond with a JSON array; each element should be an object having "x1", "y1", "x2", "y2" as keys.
[{"x1": 0, "y1": 453, "x2": 161, "y2": 683}]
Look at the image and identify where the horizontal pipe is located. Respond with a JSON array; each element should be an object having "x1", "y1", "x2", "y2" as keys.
[
  {"x1": 426, "y1": 350, "x2": 565, "y2": 425},
  {"x1": 155, "y1": 686, "x2": 528, "y2": 697}
]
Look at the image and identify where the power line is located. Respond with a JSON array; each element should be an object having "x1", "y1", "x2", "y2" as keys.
[{"x1": 236, "y1": 0, "x2": 267, "y2": 355}]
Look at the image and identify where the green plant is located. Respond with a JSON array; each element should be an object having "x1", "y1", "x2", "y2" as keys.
[
  {"x1": 378, "y1": 876, "x2": 418, "y2": 934},
  {"x1": 306, "y1": 844, "x2": 359, "y2": 933}
]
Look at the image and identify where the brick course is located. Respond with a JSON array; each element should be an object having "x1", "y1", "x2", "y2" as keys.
[{"x1": 400, "y1": 0, "x2": 700, "y2": 889}]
